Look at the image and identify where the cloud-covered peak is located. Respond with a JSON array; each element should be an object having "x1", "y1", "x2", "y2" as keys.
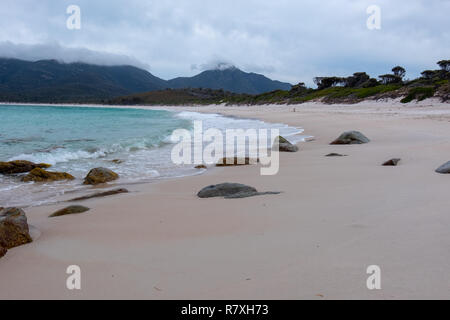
[{"x1": 0, "y1": 42, "x2": 149, "y2": 70}]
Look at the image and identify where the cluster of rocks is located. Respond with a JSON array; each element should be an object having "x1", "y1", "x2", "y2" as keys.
[
  {"x1": 199, "y1": 130, "x2": 449, "y2": 201},
  {"x1": 0, "y1": 160, "x2": 120, "y2": 185}
]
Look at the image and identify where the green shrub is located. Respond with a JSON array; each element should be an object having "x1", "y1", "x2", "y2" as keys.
[{"x1": 401, "y1": 87, "x2": 435, "y2": 103}]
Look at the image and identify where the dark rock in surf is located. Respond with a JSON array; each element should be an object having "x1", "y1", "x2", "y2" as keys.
[
  {"x1": 83, "y1": 167, "x2": 119, "y2": 185},
  {"x1": 0, "y1": 160, "x2": 51, "y2": 175},
  {"x1": 21, "y1": 168, "x2": 75, "y2": 182}
]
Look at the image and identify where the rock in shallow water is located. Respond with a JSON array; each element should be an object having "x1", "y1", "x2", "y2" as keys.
[
  {"x1": 197, "y1": 183, "x2": 280, "y2": 199},
  {"x1": 272, "y1": 136, "x2": 299, "y2": 152},
  {"x1": 330, "y1": 131, "x2": 370, "y2": 145},
  {"x1": 436, "y1": 161, "x2": 450, "y2": 174},
  {"x1": 0, "y1": 207, "x2": 33, "y2": 250},
  {"x1": 49, "y1": 205, "x2": 90, "y2": 217},
  {"x1": 83, "y1": 167, "x2": 119, "y2": 185},
  {"x1": 0, "y1": 160, "x2": 51, "y2": 175},
  {"x1": 21, "y1": 168, "x2": 75, "y2": 182}
]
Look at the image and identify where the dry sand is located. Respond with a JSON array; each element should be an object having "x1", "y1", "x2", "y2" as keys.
[{"x1": 1, "y1": 101, "x2": 450, "y2": 300}]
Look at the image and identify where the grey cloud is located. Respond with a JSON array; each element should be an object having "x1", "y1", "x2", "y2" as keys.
[{"x1": 0, "y1": 0, "x2": 448, "y2": 85}]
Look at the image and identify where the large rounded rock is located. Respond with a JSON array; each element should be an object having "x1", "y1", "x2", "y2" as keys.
[
  {"x1": 330, "y1": 131, "x2": 370, "y2": 145},
  {"x1": 197, "y1": 183, "x2": 280, "y2": 199},
  {"x1": 0, "y1": 160, "x2": 51, "y2": 175},
  {"x1": 0, "y1": 245, "x2": 6, "y2": 258},
  {"x1": 49, "y1": 205, "x2": 90, "y2": 218},
  {"x1": 21, "y1": 168, "x2": 75, "y2": 182},
  {"x1": 83, "y1": 167, "x2": 119, "y2": 185},
  {"x1": 272, "y1": 136, "x2": 299, "y2": 152},
  {"x1": 436, "y1": 161, "x2": 450, "y2": 174},
  {"x1": 0, "y1": 207, "x2": 33, "y2": 250}
]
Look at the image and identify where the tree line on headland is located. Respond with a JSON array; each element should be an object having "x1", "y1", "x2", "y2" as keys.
[{"x1": 110, "y1": 60, "x2": 449, "y2": 105}]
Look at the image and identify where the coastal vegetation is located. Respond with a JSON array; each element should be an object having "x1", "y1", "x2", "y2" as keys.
[{"x1": 109, "y1": 60, "x2": 450, "y2": 105}]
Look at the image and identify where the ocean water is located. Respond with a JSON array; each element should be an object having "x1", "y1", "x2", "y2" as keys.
[{"x1": 0, "y1": 105, "x2": 307, "y2": 207}]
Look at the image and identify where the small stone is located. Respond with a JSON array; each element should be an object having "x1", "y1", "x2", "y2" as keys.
[
  {"x1": 325, "y1": 153, "x2": 347, "y2": 157},
  {"x1": 195, "y1": 165, "x2": 207, "y2": 169},
  {"x1": 382, "y1": 158, "x2": 401, "y2": 166}
]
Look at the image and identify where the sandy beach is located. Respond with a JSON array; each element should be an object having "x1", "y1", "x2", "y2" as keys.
[{"x1": 1, "y1": 100, "x2": 450, "y2": 300}]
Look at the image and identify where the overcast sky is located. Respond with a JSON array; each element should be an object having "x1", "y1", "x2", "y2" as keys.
[{"x1": 0, "y1": 0, "x2": 449, "y2": 85}]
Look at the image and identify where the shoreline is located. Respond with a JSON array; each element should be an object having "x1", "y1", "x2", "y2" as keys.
[
  {"x1": 1, "y1": 102, "x2": 450, "y2": 299},
  {"x1": 0, "y1": 105, "x2": 306, "y2": 208}
]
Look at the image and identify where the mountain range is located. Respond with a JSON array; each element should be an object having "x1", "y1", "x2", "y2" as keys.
[{"x1": 0, "y1": 58, "x2": 292, "y2": 103}]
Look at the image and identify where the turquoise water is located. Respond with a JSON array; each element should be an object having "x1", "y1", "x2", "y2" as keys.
[
  {"x1": 0, "y1": 105, "x2": 307, "y2": 207},
  {"x1": 0, "y1": 105, "x2": 191, "y2": 163}
]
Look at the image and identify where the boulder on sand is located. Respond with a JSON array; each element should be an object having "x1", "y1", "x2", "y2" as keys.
[
  {"x1": 21, "y1": 168, "x2": 75, "y2": 182},
  {"x1": 0, "y1": 245, "x2": 6, "y2": 258},
  {"x1": 0, "y1": 160, "x2": 51, "y2": 175},
  {"x1": 0, "y1": 207, "x2": 33, "y2": 250},
  {"x1": 83, "y1": 167, "x2": 119, "y2": 185},
  {"x1": 436, "y1": 161, "x2": 450, "y2": 174},
  {"x1": 330, "y1": 131, "x2": 370, "y2": 145},
  {"x1": 382, "y1": 158, "x2": 401, "y2": 166},
  {"x1": 272, "y1": 136, "x2": 299, "y2": 152},
  {"x1": 197, "y1": 183, "x2": 280, "y2": 199},
  {"x1": 49, "y1": 205, "x2": 90, "y2": 218}
]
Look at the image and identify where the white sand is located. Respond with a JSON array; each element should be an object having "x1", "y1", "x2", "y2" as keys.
[{"x1": 1, "y1": 101, "x2": 449, "y2": 299}]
